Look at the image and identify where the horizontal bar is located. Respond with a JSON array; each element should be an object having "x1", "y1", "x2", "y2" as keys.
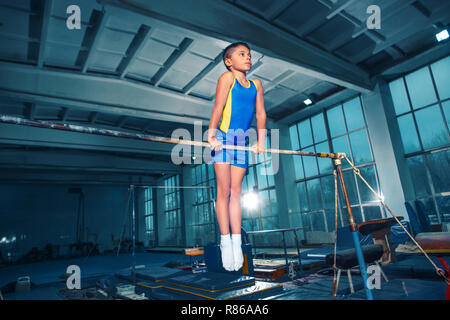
[{"x1": 0, "y1": 115, "x2": 343, "y2": 159}]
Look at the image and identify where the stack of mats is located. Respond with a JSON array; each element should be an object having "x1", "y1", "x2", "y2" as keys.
[{"x1": 115, "y1": 266, "x2": 284, "y2": 300}]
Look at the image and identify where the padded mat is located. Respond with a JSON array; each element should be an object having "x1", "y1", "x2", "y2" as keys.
[
  {"x1": 168, "y1": 272, "x2": 255, "y2": 291},
  {"x1": 116, "y1": 266, "x2": 189, "y2": 282},
  {"x1": 343, "y1": 278, "x2": 447, "y2": 300}
]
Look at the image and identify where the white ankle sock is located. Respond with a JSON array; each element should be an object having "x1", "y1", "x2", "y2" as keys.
[
  {"x1": 220, "y1": 234, "x2": 234, "y2": 271},
  {"x1": 231, "y1": 234, "x2": 243, "y2": 271}
]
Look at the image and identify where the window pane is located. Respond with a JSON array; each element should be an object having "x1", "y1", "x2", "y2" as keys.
[
  {"x1": 351, "y1": 206, "x2": 363, "y2": 225},
  {"x1": 293, "y1": 155, "x2": 304, "y2": 179},
  {"x1": 405, "y1": 66, "x2": 437, "y2": 109},
  {"x1": 436, "y1": 196, "x2": 450, "y2": 223},
  {"x1": 426, "y1": 150, "x2": 450, "y2": 194},
  {"x1": 269, "y1": 189, "x2": 278, "y2": 216},
  {"x1": 248, "y1": 151, "x2": 255, "y2": 165},
  {"x1": 443, "y1": 100, "x2": 450, "y2": 129},
  {"x1": 298, "y1": 119, "x2": 313, "y2": 148},
  {"x1": 301, "y1": 212, "x2": 311, "y2": 230},
  {"x1": 332, "y1": 135, "x2": 351, "y2": 168},
  {"x1": 256, "y1": 164, "x2": 268, "y2": 189},
  {"x1": 430, "y1": 55, "x2": 450, "y2": 100},
  {"x1": 415, "y1": 104, "x2": 449, "y2": 149},
  {"x1": 343, "y1": 97, "x2": 365, "y2": 131},
  {"x1": 289, "y1": 212, "x2": 302, "y2": 227},
  {"x1": 242, "y1": 219, "x2": 254, "y2": 232},
  {"x1": 363, "y1": 206, "x2": 382, "y2": 222},
  {"x1": 311, "y1": 113, "x2": 327, "y2": 143},
  {"x1": 357, "y1": 165, "x2": 379, "y2": 204},
  {"x1": 289, "y1": 125, "x2": 299, "y2": 150},
  {"x1": 247, "y1": 166, "x2": 255, "y2": 190},
  {"x1": 311, "y1": 211, "x2": 326, "y2": 231},
  {"x1": 262, "y1": 216, "x2": 278, "y2": 230},
  {"x1": 307, "y1": 178, "x2": 322, "y2": 210},
  {"x1": 316, "y1": 141, "x2": 333, "y2": 174},
  {"x1": 321, "y1": 175, "x2": 335, "y2": 209},
  {"x1": 297, "y1": 182, "x2": 309, "y2": 212},
  {"x1": 325, "y1": 209, "x2": 337, "y2": 232},
  {"x1": 327, "y1": 105, "x2": 346, "y2": 137},
  {"x1": 397, "y1": 114, "x2": 421, "y2": 153},
  {"x1": 340, "y1": 170, "x2": 358, "y2": 206},
  {"x1": 208, "y1": 163, "x2": 214, "y2": 180},
  {"x1": 389, "y1": 78, "x2": 411, "y2": 115},
  {"x1": 266, "y1": 164, "x2": 275, "y2": 187},
  {"x1": 349, "y1": 129, "x2": 372, "y2": 165},
  {"x1": 260, "y1": 190, "x2": 271, "y2": 217},
  {"x1": 406, "y1": 155, "x2": 431, "y2": 198},
  {"x1": 303, "y1": 146, "x2": 318, "y2": 178},
  {"x1": 416, "y1": 198, "x2": 438, "y2": 224}
]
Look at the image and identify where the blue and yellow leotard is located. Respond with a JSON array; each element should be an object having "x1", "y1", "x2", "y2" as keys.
[{"x1": 211, "y1": 76, "x2": 258, "y2": 168}]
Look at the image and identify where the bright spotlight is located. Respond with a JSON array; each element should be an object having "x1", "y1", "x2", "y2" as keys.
[
  {"x1": 436, "y1": 28, "x2": 449, "y2": 42},
  {"x1": 242, "y1": 192, "x2": 259, "y2": 210},
  {"x1": 304, "y1": 98, "x2": 313, "y2": 106}
]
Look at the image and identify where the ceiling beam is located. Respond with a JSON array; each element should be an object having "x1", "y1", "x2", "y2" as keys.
[
  {"x1": 352, "y1": 0, "x2": 416, "y2": 39},
  {"x1": 0, "y1": 61, "x2": 212, "y2": 125},
  {"x1": 265, "y1": 0, "x2": 296, "y2": 21},
  {"x1": 0, "y1": 61, "x2": 277, "y2": 128},
  {"x1": 98, "y1": 0, "x2": 373, "y2": 92},
  {"x1": 0, "y1": 149, "x2": 180, "y2": 175},
  {"x1": 80, "y1": 10, "x2": 108, "y2": 73},
  {"x1": 373, "y1": 1, "x2": 450, "y2": 54},
  {"x1": 326, "y1": 0, "x2": 358, "y2": 20},
  {"x1": 37, "y1": 0, "x2": 52, "y2": 68},
  {"x1": 153, "y1": 37, "x2": 194, "y2": 87},
  {"x1": 117, "y1": 24, "x2": 153, "y2": 79},
  {"x1": 0, "y1": 122, "x2": 175, "y2": 157},
  {"x1": 183, "y1": 53, "x2": 222, "y2": 95},
  {"x1": 25, "y1": 102, "x2": 36, "y2": 120},
  {"x1": 0, "y1": 169, "x2": 159, "y2": 185}
]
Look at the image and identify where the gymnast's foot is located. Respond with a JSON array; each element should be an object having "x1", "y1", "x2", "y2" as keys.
[
  {"x1": 232, "y1": 234, "x2": 243, "y2": 271},
  {"x1": 220, "y1": 234, "x2": 235, "y2": 271}
]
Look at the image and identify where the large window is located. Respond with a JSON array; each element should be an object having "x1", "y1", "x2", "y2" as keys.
[
  {"x1": 144, "y1": 187, "x2": 155, "y2": 245},
  {"x1": 241, "y1": 134, "x2": 279, "y2": 233},
  {"x1": 289, "y1": 96, "x2": 384, "y2": 234},
  {"x1": 163, "y1": 175, "x2": 182, "y2": 246},
  {"x1": 388, "y1": 55, "x2": 450, "y2": 224},
  {"x1": 191, "y1": 164, "x2": 216, "y2": 246}
]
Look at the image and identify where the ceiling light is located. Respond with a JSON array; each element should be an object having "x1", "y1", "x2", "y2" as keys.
[
  {"x1": 304, "y1": 98, "x2": 313, "y2": 106},
  {"x1": 436, "y1": 28, "x2": 449, "y2": 42}
]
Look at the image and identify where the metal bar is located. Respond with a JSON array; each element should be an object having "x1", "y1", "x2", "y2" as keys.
[
  {"x1": 293, "y1": 229, "x2": 303, "y2": 273},
  {"x1": 131, "y1": 185, "x2": 136, "y2": 284},
  {"x1": 0, "y1": 115, "x2": 341, "y2": 158},
  {"x1": 281, "y1": 231, "x2": 289, "y2": 274},
  {"x1": 246, "y1": 227, "x2": 306, "y2": 234},
  {"x1": 335, "y1": 159, "x2": 373, "y2": 300}
]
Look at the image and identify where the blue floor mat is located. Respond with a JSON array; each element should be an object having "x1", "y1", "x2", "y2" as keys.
[
  {"x1": 0, "y1": 252, "x2": 191, "y2": 287},
  {"x1": 342, "y1": 278, "x2": 447, "y2": 300}
]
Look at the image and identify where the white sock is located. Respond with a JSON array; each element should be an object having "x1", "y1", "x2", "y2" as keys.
[
  {"x1": 220, "y1": 234, "x2": 234, "y2": 271},
  {"x1": 231, "y1": 234, "x2": 243, "y2": 271}
]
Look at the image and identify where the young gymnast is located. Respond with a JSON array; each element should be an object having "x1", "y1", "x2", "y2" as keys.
[{"x1": 208, "y1": 42, "x2": 266, "y2": 271}]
